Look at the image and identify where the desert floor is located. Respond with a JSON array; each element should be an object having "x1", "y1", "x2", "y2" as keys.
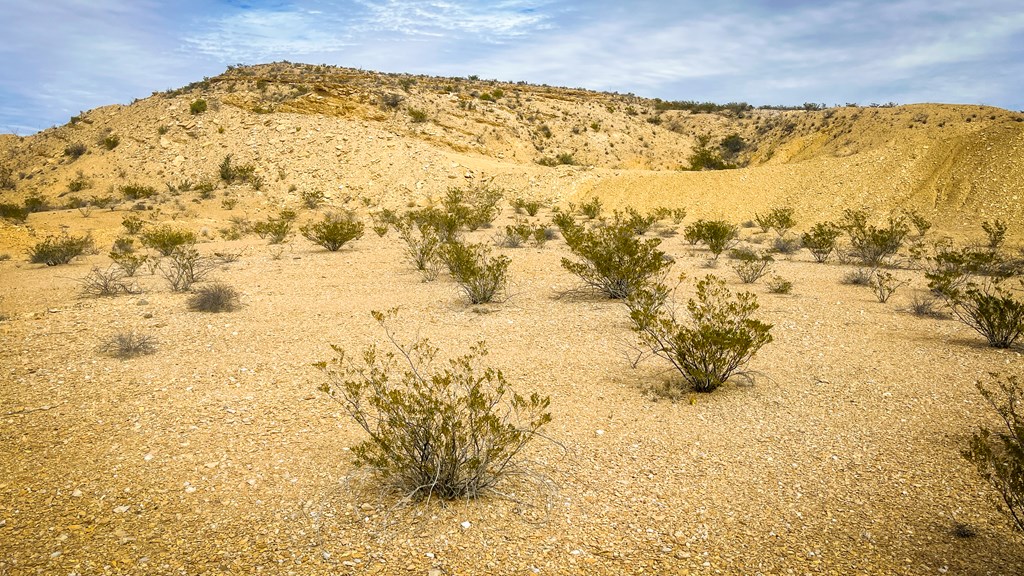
[{"x1": 2, "y1": 205, "x2": 1023, "y2": 576}]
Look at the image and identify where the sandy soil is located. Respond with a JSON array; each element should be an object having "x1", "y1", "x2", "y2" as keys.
[{"x1": 2, "y1": 204, "x2": 1023, "y2": 575}]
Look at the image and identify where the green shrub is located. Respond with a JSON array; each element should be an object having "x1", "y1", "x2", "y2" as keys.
[
  {"x1": 903, "y1": 209, "x2": 932, "y2": 237},
  {"x1": 395, "y1": 216, "x2": 443, "y2": 280},
  {"x1": 23, "y1": 193, "x2": 49, "y2": 213},
  {"x1": 440, "y1": 241, "x2": 510, "y2": 304},
  {"x1": 253, "y1": 209, "x2": 297, "y2": 244},
  {"x1": 27, "y1": 232, "x2": 94, "y2": 266},
  {"x1": 0, "y1": 165, "x2": 15, "y2": 190},
  {"x1": 68, "y1": 170, "x2": 91, "y2": 193},
  {"x1": 616, "y1": 207, "x2": 658, "y2": 235},
  {"x1": 731, "y1": 250, "x2": 774, "y2": 283},
  {"x1": 300, "y1": 189, "x2": 325, "y2": 209},
  {"x1": 301, "y1": 212, "x2": 364, "y2": 251},
  {"x1": 627, "y1": 275, "x2": 773, "y2": 393},
  {"x1": 101, "y1": 134, "x2": 120, "y2": 150},
  {"x1": 188, "y1": 282, "x2": 240, "y2": 312},
  {"x1": 802, "y1": 222, "x2": 842, "y2": 263},
  {"x1": 869, "y1": 270, "x2": 907, "y2": 303},
  {"x1": 121, "y1": 214, "x2": 146, "y2": 235},
  {"x1": 559, "y1": 218, "x2": 671, "y2": 299},
  {"x1": 947, "y1": 281, "x2": 1024, "y2": 348},
  {"x1": 218, "y1": 154, "x2": 258, "y2": 185},
  {"x1": 683, "y1": 220, "x2": 738, "y2": 259},
  {"x1": 316, "y1": 309, "x2": 552, "y2": 500},
  {"x1": 408, "y1": 107, "x2": 429, "y2": 123},
  {"x1": 579, "y1": 197, "x2": 602, "y2": 220},
  {"x1": 120, "y1": 183, "x2": 157, "y2": 200},
  {"x1": 441, "y1": 185, "x2": 503, "y2": 231},
  {"x1": 754, "y1": 207, "x2": 796, "y2": 237},
  {"x1": 0, "y1": 203, "x2": 29, "y2": 222},
  {"x1": 141, "y1": 225, "x2": 196, "y2": 256},
  {"x1": 840, "y1": 209, "x2": 909, "y2": 267},
  {"x1": 686, "y1": 134, "x2": 733, "y2": 171},
  {"x1": 766, "y1": 275, "x2": 793, "y2": 294},
  {"x1": 190, "y1": 99, "x2": 208, "y2": 115},
  {"x1": 962, "y1": 373, "x2": 1024, "y2": 532},
  {"x1": 982, "y1": 219, "x2": 1008, "y2": 252}
]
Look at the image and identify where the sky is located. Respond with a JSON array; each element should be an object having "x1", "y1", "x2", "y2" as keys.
[{"x1": 1, "y1": 0, "x2": 1023, "y2": 134}]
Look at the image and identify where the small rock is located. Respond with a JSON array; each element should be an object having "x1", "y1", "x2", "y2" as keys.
[
  {"x1": 136, "y1": 299, "x2": 148, "y2": 306},
  {"x1": 71, "y1": 489, "x2": 82, "y2": 498},
  {"x1": 113, "y1": 505, "x2": 129, "y2": 514},
  {"x1": 460, "y1": 521, "x2": 471, "y2": 530},
  {"x1": 595, "y1": 429, "x2": 605, "y2": 436}
]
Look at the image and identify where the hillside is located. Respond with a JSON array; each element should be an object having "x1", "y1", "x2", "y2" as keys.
[{"x1": 2, "y1": 62, "x2": 1023, "y2": 249}]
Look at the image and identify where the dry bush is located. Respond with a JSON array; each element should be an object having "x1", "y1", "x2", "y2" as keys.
[
  {"x1": 730, "y1": 250, "x2": 774, "y2": 284},
  {"x1": 316, "y1": 309, "x2": 552, "y2": 500},
  {"x1": 188, "y1": 282, "x2": 240, "y2": 312},
  {"x1": 99, "y1": 330, "x2": 157, "y2": 358},
  {"x1": 869, "y1": 271, "x2": 908, "y2": 303},
  {"x1": 78, "y1": 266, "x2": 140, "y2": 297},
  {"x1": 161, "y1": 247, "x2": 212, "y2": 292}
]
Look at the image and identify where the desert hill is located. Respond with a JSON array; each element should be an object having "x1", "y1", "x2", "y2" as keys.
[{"x1": 1, "y1": 62, "x2": 1022, "y2": 249}]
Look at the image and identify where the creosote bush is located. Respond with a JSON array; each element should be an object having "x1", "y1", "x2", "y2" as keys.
[
  {"x1": 801, "y1": 222, "x2": 841, "y2": 263},
  {"x1": 627, "y1": 275, "x2": 773, "y2": 393},
  {"x1": 840, "y1": 209, "x2": 909, "y2": 267},
  {"x1": 440, "y1": 241, "x2": 510, "y2": 304},
  {"x1": 27, "y1": 232, "x2": 94, "y2": 266},
  {"x1": 301, "y1": 211, "x2": 364, "y2": 251},
  {"x1": 869, "y1": 270, "x2": 907, "y2": 303},
  {"x1": 161, "y1": 247, "x2": 212, "y2": 292},
  {"x1": 683, "y1": 219, "x2": 738, "y2": 259},
  {"x1": 188, "y1": 282, "x2": 240, "y2": 312},
  {"x1": 253, "y1": 209, "x2": 297, "y2": 244},
  {"x1": 316, "y1": 309, "x2": 552, "y2": 500},
  {"x1": 962, "y1": 373, "x2": 1024, "y2": 532},
  {"x1": 754, "y1": 207, "x2": 796, "y2": 237},
  {"x1": 141, "y1": 225, "x2": 197, "y2": 256},
  {"x1": 947, "y1": 281, "x2": 1024, "y2": 348},
  {"x1": 559, "y1": 218, "x2": 671, "y2": 299},
  {"x1": 730, "y1": 250, "x2": 774, "y2": 284}
]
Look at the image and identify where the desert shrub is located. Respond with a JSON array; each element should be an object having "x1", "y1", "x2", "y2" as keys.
[
  {"x1": 99, "y1": 330, "x2": 157, "y2": 358},
  {"x1": 684, "y1": 219, "x2": 738, "y2": 259},
  {"x1": 579, "y1": 197, "x2": 602, "y2": 219},
  {"x1": 731, "y1": 251, "x2": 774, "y2": 283},
  {"x1": 627, "y1": 275, "x2": 773, "y2": 393},
  {"x1": 924, "y1": 243, "x2": 1004, "y2": 299},
  {"x1": 316, "y1": 309, "x2": 552, "y2": 500},
  {"x1": 160, "y1": 246, "x2": 211, "y2": 291},
  {"x1": 560, "y1": 219, "x2": 671, "y2": 299},
  {"x1": 754, "y1": 207, "x2": 796, "y2": 237},
  {"x1": 68, "y1": 170, "x2": 91, "y2": 192},
  {"x1": 946, "y1": 281, "x2": 1024, "y2": 348},
  {"x1": 982, "y1": 219, "x2": 1008, "y2": 252},
  {"x1": 497, "y1": 219, "x2": 533, "y2": 248},
  {"x1": 190, "y1": 99, "x2": 208, "y2": 114},
  {"x1": 187, "y1": 282, "x2": 240, "y2": 312},
  {"x1": 0, "y1": 203, "x2": 29, "y2": 222},
  {"x1": 120, "y1": 183, "x2": 157, "y2": 200},
  {"x1": 395, "y1": 216, "x2": 443, "y2": 280},
  {"x1": 219, "y1": 154, "x2": 258, "y2": 185},
  {"x1": 842, "y1": 267, "x2": 875, "y2": 286},
  {"x1": 78, "y1": 266, "x2": 139, "y2": 297},
  {"x1": 23, "y1": 193, "x2": 49, "y2": 213},
  {"x1": 110, "y1": 251, "x2": 148, "y2": 276},
  {"x1": 407, "y1": 107, "x2": 428, "y2": 123},
  {"x1": 962, "y1": 373, "x2": 1024, "y2": 532},
  {"x1": 252, "y1": 209, "x2": 297, "y2": 244},
  {"x1": 440, "y1": 241, "x2": 510, "y2": 304},
  {"x1": 840, "y1": 209, "x2": 909, "y2": 267},
  {"x1": 869, "y1": 270, "x2": 907, "y2": 303},
  {"x1": 142, "y1": 225, "x2": 196, "y2": 256},
  {"x1": 64, "y1": 143, "x2": 87, "y2": 159},
  {"x1": 908, "y1": 291, "x2": 945, "y2": 318},
  {"x1": 0, "y1": 165, "x2": 15, "y2": 190},
  {"x1": 442, "y1": 185, "x2": 503, "y2": 231},
  {"x1": 766, "y1": 275, "x2": 793, "y2": 294},
  {"x1": 300, "y1": 189, "x2": 325, "y2": 209},
  {"x1": 686, "y1": 134, "x2": 733, "y2": 171},
  {"x1": 301, "y1": 211, "x2": 364, "y2": 251},
  {"x1": 801, "y1": 222, "x2": 841, "y2": 263},
  {"x1": 121, "y1": 214, "x2": 146, "y2": 235},
  {"x1": 904, "y1": 209, "x2": 932, "y2": 237},
  {"x1": 101, "y1": 134, "x2": 120, "y2": 150},
  {"x1": 771, "y1": 235, "x2": 802, "y2": 254},
  {"x1": 379, "y1": 92, "x2": 404, "y2": 110},
  {"x1": 27, "y1": 232, "x2": 94, "y2": 266},
  {"x1": 616, "y1": 207, "x2": 658, "y2": 236}
]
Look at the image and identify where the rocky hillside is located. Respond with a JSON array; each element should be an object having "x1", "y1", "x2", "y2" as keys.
[{"x1": 1, "y1": 62, "x2": 1023, "y2": 246}]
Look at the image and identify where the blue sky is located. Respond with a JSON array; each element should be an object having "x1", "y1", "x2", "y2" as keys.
[{"x1": 1, "y1": 0, "x2": 1022, "y2": 134}]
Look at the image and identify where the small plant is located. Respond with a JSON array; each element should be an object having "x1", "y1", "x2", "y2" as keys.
[
  {"x1": 947, "y1": 281, "x2": 1024, "y2": 348},
  {"x1": 187, "y1": 282, "x2": 240, "y2": 312},
  {"x1": 731, "y1": 251, "x2": 774, "y2": 284},
  {"x1": 616, "y1": 207, "x2": 658, "y2": 236},
  {"x1": 68, "y1": 170, "x2": 91, "y2": 193},
  {"x1": 440, "y1": 241, "x2": 511, "y2": 304},
  {"x1": 190, "y1": 99, "x2": 208, "y2": 115},
  {"x1": 559, "y1": 218, "x2": 671, "y2": 299},
  {"x1": 627, "y1": 275, "x2": 773, "y2": 393},
  {"x1": 141, "y1": 225, "x2": 196, "y2": 256},
  {"x1": 0, "y1": 203, "x2": 29, "y2": 222},
  {"x1": 684, "y1": 220, "x2": 739, "y2": 259},
  {"x1": 907, "y1": 291, "x2": 945, "y2": 318},
  {"x1": 101, "y1": 134, "x2": 120, "y2": 150},
  {"x1": 754, "y1": 207, "x2": 796, "y2": 237},
  {"x1": 160, "y1": 246, "x2": 211, "y2": 291},
  {"x1": 64, "y1": 143, "x2": 88, "y2": 159},
  {"x1": 120, "y1": 183, "x2": 157, "y2": 200},
  {"x1": 121, "y1": 214, "x2": 146, "y2": 235},
  {"x1": 396, "y1": 217, "x2": 443, "y2": 280},
  {"x1": 0, "y1": 164, "x2": 15, "y2": 190},
  {"x1": 27, "y1": 232, "x2": 94, "y2": 266},
  {"x1": 579, "y1": 197, "x2": 602, "y2": 219},
  {"x1": 982, "y1": 219, "x2": 1008, "y2": 252},
  {"x1": 301, "y1": 211, "x2": 364, "y2": 251},
  {"x1": 407, "y1": 107, "x2": 429, "y2": 123},
  {"x1": 903, "y1": 209, "x2": 932, "y2": 237},
  {"x1": 218, "y1": 154, "x2": 258, "y2": 185},
  {"x1": 23, "y1": 193, "x2": 49, "y2": 213},
  {"x1": 766, "y1": 275, "x2": 793, "y2": 294},
  {"x1": 78, "y1": 266, "x2": 139, "y2": 297},
  {"x1": 253, "y1": 209, "x2": 297, "y2": 244},
  {"x1": 840, "y1": 209, "x2": 909, "y2": 267},
  {"x1": 869, "y1": 270, "x2": 907, "y2": 303},
  {"x1": 798, "y1": 222, "x2": 839, "y2": 262},
  {"x1": 962, "y1": 373, "x2": 1024, "y2": 532},
  {"x1": 300, "y1": 189, "x2": 325, "y2": 209},
  {"x1": 842, "y1": 267, "x2": 875, "y2": 286},
  {"x1": 99, "y1": 330, "x2": 157, "y2": 358},
  {"x1": 316, "y1": 309, "x2": 552, "y2": 500}
]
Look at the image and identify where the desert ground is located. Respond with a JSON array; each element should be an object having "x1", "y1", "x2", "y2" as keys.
[{"x1": 1, "y1": 63, "x2": 1023, "y2": 575}]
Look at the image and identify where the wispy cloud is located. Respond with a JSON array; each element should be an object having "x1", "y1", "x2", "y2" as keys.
[{"x1": 1, "y1": 0, "x2": 1023, "y2": 133}]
